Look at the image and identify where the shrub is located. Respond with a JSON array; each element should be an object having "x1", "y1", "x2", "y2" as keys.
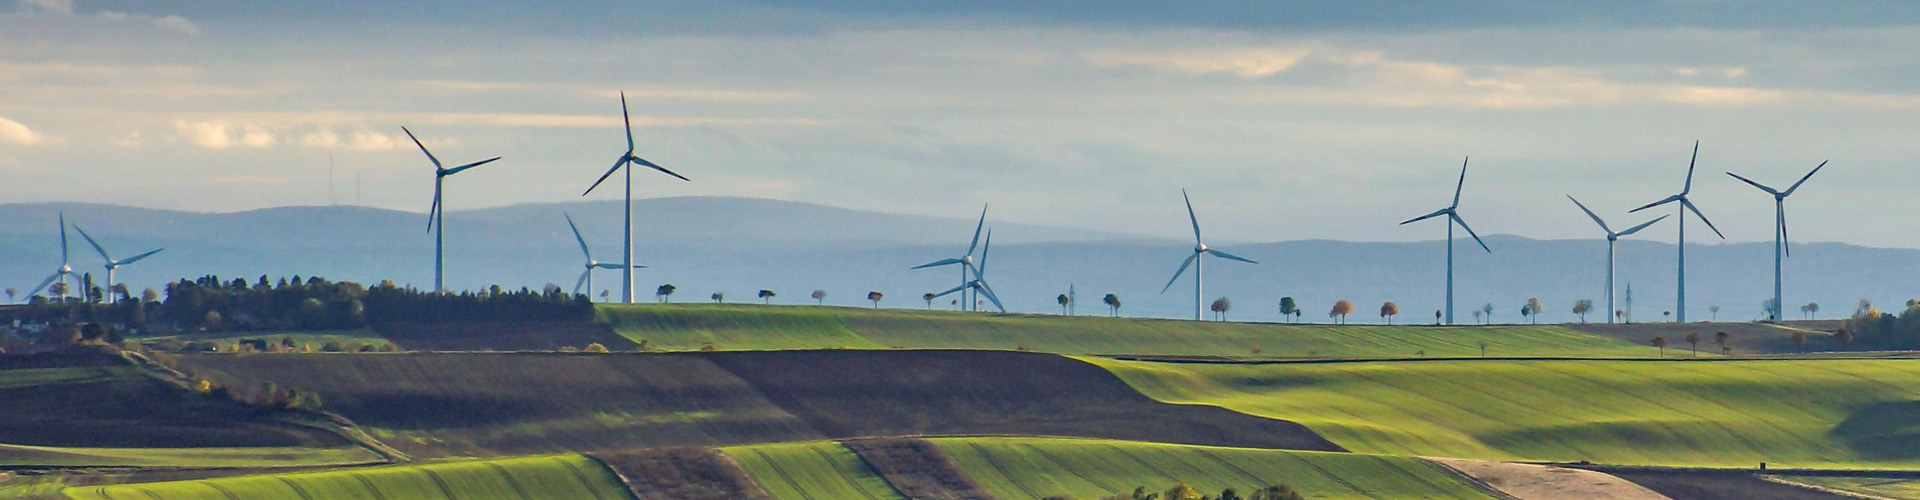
[
  {"x1": 699, "y1": 343, "x2": 720, "y2": 352},
  {"x1": 584, "y1": 343, "x2": 609, "y2": 353},
  {"x1": 321, "y1": 341, "x2": 345, "y2": 352}
]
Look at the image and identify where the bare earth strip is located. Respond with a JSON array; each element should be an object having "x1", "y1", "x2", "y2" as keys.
[
  {"x1": 1434, "y1": 458, "x2": 1670, "y2": 500},
  {"x1": 844, "y1": 438, "x2": 998, "y2": 500},
  {"x1": 592, "y1": 447, "x2": 773, "y2": 500}
]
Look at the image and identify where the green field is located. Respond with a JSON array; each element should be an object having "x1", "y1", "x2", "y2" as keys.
[
  {"x1": 930, "y1": 437, "x2": 1495, "y2": 500},
  {"x1": 62, "y1": 454, "x2": 633, "y2": 500},
  {"x1": 722, "y1": 441, "x2": 906, "y2": 500},
  {"x1": 1089, "y1": 357, "x2": 1920, "y2": 468},
  {"x1": 600, "y1": 303, "x2": 1662, "y2": 357},
  {"x1": 1779, "y1": 476, "x2": 1920, "y2": 499},
  {"x1": 0, "y1": 443, "x2": 377, "y2": 468}
]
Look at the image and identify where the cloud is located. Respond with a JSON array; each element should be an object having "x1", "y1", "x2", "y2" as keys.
[
  {"x1": 174, "y1": 120, "x2": 276, "y2": 149},
  {"x1": 1083, "y1": 47, "x2": 1315, "y2": 77},
  {"x1": 11, "y1": 0, "x2": 200, "y2": 36},
  {"x1": 17, "y1": 0, "x2": 71, "y2": 15},
  {"x1": 0, "y1": 116, "x2": 46, "y2": 145},
  {"x1": 297, "y1": 128, "x2": 412, "y2": 151}
]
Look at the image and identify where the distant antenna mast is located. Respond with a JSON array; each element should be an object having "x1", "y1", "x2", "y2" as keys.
[{"x1": 1624, "y1": 282, "x2": 1634, "y2": 324}]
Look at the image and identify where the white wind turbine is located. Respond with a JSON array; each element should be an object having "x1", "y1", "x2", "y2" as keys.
[
  {"x1": 1399, "y1": 157, "x2": 1490, "y2": 325},
  {"x1": 582, "y1": 92, "x2": 690, "y2": 304},
  {"x1": 1630, "y1": 141, "x2": 1725, "y2": 323},
  {"x1": 565, "y1": 213, "x2": 643, "y2": 300},
  {"x1": 71, "y1": 225, "x2": 163, "y2": 304},
  {"x1": 1568, "y1": 196, "x2": 1667, "y2": 324},
  {"x1": 912, "y1": 205, "x2": 988, "y2": 311},
  {"x1": 932, "y1": 229, "x2": 1006, "y2": 313},
  {"x1": 404, "y1": 126, "x2": 501, "y2": 294},
  {"x1": 1726, "y1": 160, "x2": 1827, "y2": 321},
  {"x1": 25, "y1": 213, "x2": 79, "y2": 302},
  {"x1": 1161, "y1": 190, "x2": 1258, "y2": 321}
]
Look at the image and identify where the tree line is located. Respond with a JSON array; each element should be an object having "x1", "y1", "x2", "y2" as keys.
[{"x1": 1042, "y1": 482, "x2": 1303, "y2": 500}]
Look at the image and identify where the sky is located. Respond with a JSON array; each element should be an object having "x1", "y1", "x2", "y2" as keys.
[{"x1": 4, "y1": 0, "x2": 1920, "y2": 248}]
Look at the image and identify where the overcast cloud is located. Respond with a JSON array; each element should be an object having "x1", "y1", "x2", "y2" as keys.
[{"x1": 3, "y1": 1, "x2": 1918, "y2": 247}]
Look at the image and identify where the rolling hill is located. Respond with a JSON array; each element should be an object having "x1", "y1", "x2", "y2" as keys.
[{"x1": 61, "y1": 454, "x2": 632, "y2": 500}]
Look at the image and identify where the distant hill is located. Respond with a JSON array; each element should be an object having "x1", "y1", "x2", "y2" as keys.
[{"x1": 1, "y1": 197, "x2": 1917, "y2": 321}]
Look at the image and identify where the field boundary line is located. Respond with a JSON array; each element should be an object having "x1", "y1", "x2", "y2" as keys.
[
  {"x1": 420, "y1": 465, "x2": 459, "y2": 500},
  {"x1": 1019, "y1": 443, "x2": 1105, "y2": 491},
  {"x1": 555, "y1": 455, "x2": 619, "y2": 500},
  {"x1": 965, "y1": 442, "x2": 1043, "y2": 500},
  {"x1": 350, "y1": 472, "x2": 390, "y2": 500},
  {"x1": 485, "y1": 461, "x2": 536, "y2": 500},
  {"x1": 749, "y1": 449, "x2": 818, "y2": 500},
  {"x1": 276, "y1": 476, "x2": 317, "y2": 500},
  {"x1": 809, "y1": 444, "x2": 884, "y2": 500},
  {"x1": 202, "y1": 481, "x2": 243, "y2": 500}
]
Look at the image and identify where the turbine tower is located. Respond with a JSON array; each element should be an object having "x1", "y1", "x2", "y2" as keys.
[
  {"x1": 1630, "y1": 141, "x2": 1725, "y2": 323},
  {"x1": 1161, "y1": 190, "x2": 1258, "y2": 321},
  {"x1": 912, "y1": 205, "x2": 989, "y2": 311},
  {"x1": 72, "y1": 225, "x2": 163, "y2": 304},
  {"x1": 582, "y1": 92, "x2": 690, "y2": 304},
  {"x1": 1399, "y1": 157, "x2": 1490, "y2": 325},
  {"x1": 404, "y1": 126, "x2": 501, "y2": 294},
  {"x1": 932, "y1": 229, "x2": 1006, "y2": 313},
  {"x1": 1726, "y1": 160, "x2": 1827, "y2": 321},
  {"x1": 1568, "y1": 196, "x2": 1667, "y2": 324},
  {"x1": 566, "y1": 213, "x2": 643, "y2": 300},
  {"x1": 25, "y1": 213, "x2": 79, "y2": 302}
]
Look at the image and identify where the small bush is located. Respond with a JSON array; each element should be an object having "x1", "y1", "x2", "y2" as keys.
[
  {"x1": 584, "y1": 343, "x2": 609, "y2": 353},
  {"x1": 700, "y1": 343, "x2": 721, "y2": 352},
  {"x1": 321, "y1": 341, "x2": 345, "y2": 352}
]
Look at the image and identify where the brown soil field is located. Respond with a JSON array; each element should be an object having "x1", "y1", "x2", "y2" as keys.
[
  {"x1": 593, "y1": 447, "x2": 771, "y2": 500},
  {"x1": 0, "y1": 352, "x2": 356, "y2": 450},
  {"x1": 172, "y1": 350, "x2": 1338, "y2": 457},
  {"x1": 845, "y1": 438, "x2": 997, "y2": 500},
  {"x1": 373, "y1": 321, "x2": 637, "y2": 351},
  {"x1": 1568, "y1": 320, "x2": 1844, "y2": 355},
  {"x1": 1434, "y1": 458, "x2": 1669, "y2": 500},
  {"x1": 1608, "y1": 470, "x2": 1855, "y2": 500}
]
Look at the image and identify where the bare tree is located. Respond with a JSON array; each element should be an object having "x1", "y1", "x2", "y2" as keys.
[
  {"x1": 1573, "y1": 299, "x2": 1592, "y2": 323},
  {"x1": 1684, "y1": 332, "x2": 1701, "y2": 356},
  {"x1": 1652, "y1": 336, "x2": 1668, "y2": 357},
  {"x1": 1710, "y1": 304, "x2": 1722, "y2": 322}
]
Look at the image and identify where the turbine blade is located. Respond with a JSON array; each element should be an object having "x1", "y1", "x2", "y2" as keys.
[
  {"x1": 966, "y1": 205, "x2": 987, "y2": 257},
  {"x1": 593, "y1": 263, "x2": 627, "y2": 269},
  {"x1": 621, "y1": 91, "x2": 634, "y2": 154},
  {"x1": 442, "y1": 156, "x2": 501, "y2": 176},
  {"x1": 1615, "y1": 214, "x2": 1669, "y2": 237},
  {"x1": 1779, "y1": 201, "x2": 1791, "y2": 257},
  {"x1": 1400, "y1": 208, "x2": 1450, "y2": 225},
  {"x1": 57, "y1": 212, "x2": 68, "y2": 262},
  {"x1": 1682, "y1": 198, "x2": 1725, "y2": 239},
  {"x1": 1452, "y1": 156, "x2": 1469, "y2": 208},
  {"x1": 1629, "y1": 194, "x2": 1682, "y2": 213},
  {"x1": 1182, "y1": 189, "x2": 1202, "y2": 244},
  {"x1": 1206, "y1": 248, "x2": 1259, "y2": 264},
  {"x1": 910, "y1": 258, "x2": 963, "y2": 270},
  {"x1": 1566, "y1": 195, "x2": 1611, "y2": 234},
  {"x1": 26, "y1": 272, "x2": 60, "y2": 299},
  {"x1": 1452, "y1": 213, "x2": 1491, "y2": 253},
  {"x1": 582, "y1": 156, "x2": 629, "y2": 196},
  {"x1": 630, "y1": 155, "x2": 691, "y2": 182},
  {"x1": 565, "y1": 213, "x2": 592, "y2": 260},
  {"x1": 933, "y1": 283, "x2": 968, "y2": 298},
  {"x1": 73, "y1": 225, "x2": 111, "y2": 262},
  {"x1": 1783, "y1": 160, "x2": 1827, "y2": 196},
  {"x1": 977, "y1": 229, "x2": 992, "y2": 277},
  {"x1": 119, "y1": 248, "x2": 163, "y2": 265},
  {"x1": 1683, "y1": 140, "x2": 1699, "y2": 194},
  {"x1": 401, "y1": 126, "x2": 441, "y2": 169},
  {"x1": 1160, "y1": 253, "x2": 1199, "y2": 294},
  {"x1": 427, "y1": 179, "x2": 442, "y2": 232},
  {"x1": 976, "y1": 280, "x2": 1007, "y2": 313},
  {"x1": 574, "y1": 270, "x2": 590, "y2": 295},
  {"x1": 1724, "y1": 171, "x2": 1779, "y2": 195}
]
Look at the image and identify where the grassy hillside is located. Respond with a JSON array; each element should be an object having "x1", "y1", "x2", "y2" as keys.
[
  {"x1": 1779, "y1": 476, "x2": 1920, "y2": 499},
  {"x1": 62, "y1": 454, "x2": 632, "y2": 500},
  {"x1": 0, "y1": 353, "x2": 377, "y2": 467},
  {"x1": 173, "y1": 350, "x2": 1333, "y2": 457},
  {"x1": 931, "y1": 437, "x2": 1496, "y2": 500},
  {"x1": 723, "y1": 442, "x2": 907, "y2": 500},
  {"x1": 600, "y1": 303, "x2": 1661, "y2": 357},
  {"x1": 1089, "y1": 357, "x2": 1920, "y2": 468}
]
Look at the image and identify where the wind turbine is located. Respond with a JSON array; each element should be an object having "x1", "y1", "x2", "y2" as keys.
[
  {"x1": 24, "y1": 213, "x2": 79, "y2": 302},
  {"x1": 1568, "y1": 196, "x2": 1667, "y2": 324},
  {"x1": 1630, "y1": 141, "x2": 1725, "y2": 323},
  {"x1": 71, "y1": 225, "x2": 162, "y2": 304},
  {"x1": 932, "y1": 229, "x2": 1005, "y2": 313},
  {"x1": 582, "y1": 92, "x2": 691, "y2": 304},
  {"x1": 1399, "y1": 157, "x2": 1490, "y2": 325},
  {"x1": 565, "y1": 213, "x2": 643, "y2": 300},
  {"x1": 403, "y1": 126, "x2": 500, "y2": 294},
  {"x1": 1161, "y1": 190, "x2": 1258, "y2": 321},
  {"x1": 1726, "y1": 160, "x2": 1827, "y2": 321},
  {"x1": 912, "y1": 205, "x2": 988, "y2": 311}
]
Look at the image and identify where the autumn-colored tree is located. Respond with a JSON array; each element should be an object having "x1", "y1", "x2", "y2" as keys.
[
  {"x1": 1164, "y1": 483, "x2": 1203, "y2": 500},
  {"x1": 1379, "y1": 301, "x2": 1399, "y2": 325},
  {"x1": 1330, "y1": 300, "x2": 1354, "y2": 325},
  {"x1": 811, "y1": 289, "x2": 827, "y2": 305},
  {"x1": 758, "y1": 289, "x2": 775, "y2": 304},
  {"x1": 1684, "y1": 332, "x2": 1701, "y2": 356},
  {"x1": 1652, "y1": 336, "x2": 1668, "y2": 356},
  {"x1": 584, "y1": 343, "x2": 609, "y2": 353},
  {"x1": 1103, "y1": 293, "x2": 1121, "y2": 317},
  {"x1": 1573, "y1": 299, "x2": 1593, "y2": 323},
  {"x1": 867, "y1": 291, "x2": 883, "y2": 308},
  {"x1": 1525, "y1": 297, "x2": 1543, "y2": 324}
]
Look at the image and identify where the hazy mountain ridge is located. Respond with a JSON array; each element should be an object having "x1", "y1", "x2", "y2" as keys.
[{"x1": 1, "y1": 198, "x2": 1915, "y2": 322}]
